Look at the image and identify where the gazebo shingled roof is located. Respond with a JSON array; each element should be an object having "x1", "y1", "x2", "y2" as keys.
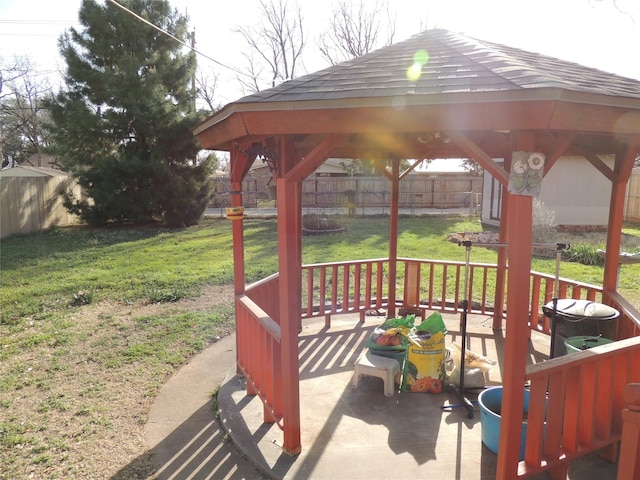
[
  {"x1": 235, "y1": 30, "x2": 640, "y2": 102},
  {"x1": 195, "y1": 29, "x2": 640, "y2": 158},
  {"x1": 194, "y1": 29, "x2": 640, "y2": 480}
]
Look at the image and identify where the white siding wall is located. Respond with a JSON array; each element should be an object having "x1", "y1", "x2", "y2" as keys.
[{"x1": 482, "y1": 156, "x2": 613, "y2": 226}]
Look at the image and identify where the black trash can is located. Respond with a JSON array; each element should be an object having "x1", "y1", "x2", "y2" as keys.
[{"x1": 543, "y1": 299, "x2": 619, "y2": 357}]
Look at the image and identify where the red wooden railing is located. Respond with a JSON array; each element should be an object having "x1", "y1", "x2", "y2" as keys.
[
  {"x1": 521, "y1": 336, "x2": 640, "y2": 479},
  {"x1": 301, "y1": 258, "x2": 388, "y2": 323},
  {"x1": 241, "y1": 258, "x2": 640, "y2": 477},
  {"x1": 618, "y1": 383, "x2": 640, "y2": 479},
  {"x1": 238, "y1": 274, "x2": 284, "y2": 427},
  {"x1": 300, "y1": 258, "x2": 606, "y2": 335},
  {"x1": 607, "y1": 291, "x2": 640, "y2": 340}
]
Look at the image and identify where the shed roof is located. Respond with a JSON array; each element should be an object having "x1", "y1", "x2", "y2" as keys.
[{"x1": 0, "y1": 166, "x2": 69, "y2": 178}]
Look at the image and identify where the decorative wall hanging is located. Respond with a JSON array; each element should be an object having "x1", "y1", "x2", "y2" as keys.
[{"x1": 508, "y1": 151, "x2": 545, "y2": 196}]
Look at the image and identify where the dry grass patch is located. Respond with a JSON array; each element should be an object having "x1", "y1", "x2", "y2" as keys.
[{"x1": 0, "y1": 285, "x2": 234, "y2": 480}]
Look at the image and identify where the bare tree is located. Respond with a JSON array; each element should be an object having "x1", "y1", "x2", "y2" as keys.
[
  {"x1": 234, "y1": 0, "x2": 306, "y2": 93},
  {"x1": 196, "y1": 67, "x2": 221, "y2": 113},
  {"x1": 318, "y1": 0, "x2": 396, "y2": 65},
  {"x1": 0, "y1": 57, "x2": 53, "y2": 168}
]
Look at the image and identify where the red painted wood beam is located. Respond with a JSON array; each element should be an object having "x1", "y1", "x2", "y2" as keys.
[
  {"x1": 399, "y1": 156, "x2": 426, "y2": 180},
  {"x1": 277, "y1": 177, "x2": 302, "y2": 455},
  {"x1": 542, "y1": 132, "x2": 575, "y2": 177},
  {"x1": 603, "y1": 138, "x2": 640, "y2": 297},
  {"x1": 372, "y1": 158, "x2": 393, "y2": 180},
  {"x1": 387, "y1": 158, "x2": 400, "y2": 318},
  {"x1": 230, "y1": 145, "x2": 247, "y2": 296},
  {"x1": 276, "y1": 137, "x2": 302, "y2": 455},
  {"x1": 496, "y1": 132, "x2": 534, "y2": 480},
  {"x1": 284, "y1": 134, "x2": 342, "y2": 182},
  {"x1": 445, "y1": 130, "x2": 510, "y2": 186},
  {"x1": 577, "y1": 145, "x2": 616, "y2": 183},
  {"x1": 230, "y1": 145, "x2": 247, "y2": 378}
]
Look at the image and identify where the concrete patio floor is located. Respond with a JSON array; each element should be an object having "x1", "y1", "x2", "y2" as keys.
[
  {"x1": 146, "y1": 310, "x2": 620, "y2": 479},
  {"x1": 217, "y1": 312, "x2": 619, "y2": 480}
]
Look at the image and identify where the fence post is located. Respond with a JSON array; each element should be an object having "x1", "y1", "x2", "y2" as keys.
[{"x1": 618, "y1": 383, "x2": 640, "y2": 480}]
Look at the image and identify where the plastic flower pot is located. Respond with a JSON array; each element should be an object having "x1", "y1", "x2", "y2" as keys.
[{"x1": 564, "y1": 336, "x2": 613, "y2": 354}]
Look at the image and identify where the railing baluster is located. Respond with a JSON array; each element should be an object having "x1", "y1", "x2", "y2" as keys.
[
  {"x1": 305, "y1": 266, "x2": 314, "y2": 317},
  {"x1": 365, "y1": 262, "x2": 373, "y2": 309},
  {"x1": 428, "y1": 262, "x2": 435, "y2": 309},
  {"x1": 319, "y1": 267, "x2": 326, "y2": 318},
  {"x1": 441, "y1": 263, "x2": 449, "y2": 309},
  {"x1": 481, "y1": 267, "x2": 489, "y2": 314},
  {"x1": 331, "y1": 265, "x2": 338, "y2": 314},
  {"x1": 354, "y1": 263, "x2": 362, "y2": 312},
  {"x1": 340, "y1": 264, "x2": 348, "y2": 313},
  {"x1": 376, "y1": 260, "x2": 384, "y2": 309}
]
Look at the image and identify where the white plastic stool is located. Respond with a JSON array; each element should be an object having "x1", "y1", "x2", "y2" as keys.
[{"x1": 352, "y1": 350, "x2": 401, "y2": 397}]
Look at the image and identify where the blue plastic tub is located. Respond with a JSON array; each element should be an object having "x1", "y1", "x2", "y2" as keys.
[{"x1": 478, "y1": 387, "x2": 530, "y2": 461}]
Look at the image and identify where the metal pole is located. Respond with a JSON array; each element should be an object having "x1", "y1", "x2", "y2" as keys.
[
  {"x1": 443, "y1": 240, "x2": 475, "y2": 418},
  {"x1": 549, "y1": 243, "x2": 570, "y2": 358}
]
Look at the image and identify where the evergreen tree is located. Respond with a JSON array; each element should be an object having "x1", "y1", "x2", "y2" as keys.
[{"x1": 46, "y1": 0, "x2": 212, "y2": 227}]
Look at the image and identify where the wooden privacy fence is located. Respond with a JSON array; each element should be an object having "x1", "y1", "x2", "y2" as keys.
[
  {"x1": 209, "y1": 178, "x2": 258, "y2": 208},
  {"x1": 211, "y1": 174, "x2": 483, "y2": 211},
  {"x1": 302, "y1": 175, "x2": 482, "y2": 210},
  {"x1": 0, "y1": 176, "x2": 83, "y2": 238}
]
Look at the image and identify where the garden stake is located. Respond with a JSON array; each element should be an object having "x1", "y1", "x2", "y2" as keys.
[
  {"x1": 443, "y1": 240, "x2": 475, "y2": 419},
  {"x1": 549, "y1": 243, "x2": 570, "y2": 358}
]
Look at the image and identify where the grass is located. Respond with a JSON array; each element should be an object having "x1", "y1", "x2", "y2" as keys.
[{"x1": 2, "y1": 215, "x2": 640, "y2": 478}]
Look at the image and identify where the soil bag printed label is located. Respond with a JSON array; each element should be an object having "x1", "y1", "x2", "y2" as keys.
[{"x1": 402, "y1": 312, "x2": 447, "y2": 393}]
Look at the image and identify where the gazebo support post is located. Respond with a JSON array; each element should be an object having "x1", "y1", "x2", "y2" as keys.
[
  {"x1": 387, "y1": 158, "x2": 401, "y2": 318},
  {"x1": 276, "y1": 136, "x2": 302, "y2": 455},
  {"x1": 231, "y1": 145, "x2": 249, "y2": 378},
  {"x1": 603, "y1": 141, "x2": 639, "y2": 305},
  {"x1": 496, "y1": 133, "x2": 534, "y2": 480}
]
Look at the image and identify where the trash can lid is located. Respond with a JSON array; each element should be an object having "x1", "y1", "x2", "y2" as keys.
[{"x1": 543, "y1": 299, "x2": 619, "y2": 320}]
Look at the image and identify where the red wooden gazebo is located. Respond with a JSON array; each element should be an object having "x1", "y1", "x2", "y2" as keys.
[{"x1": 195, "y1": 30, "x2": 640, "y2": 479}]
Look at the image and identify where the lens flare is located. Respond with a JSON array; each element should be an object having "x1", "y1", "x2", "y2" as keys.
[
  {"x1": 406, "y1": 49, "x2": 429, "y2": 82},
  {"x1": 414, "y1": 49, "x2": 429, "y2": 66},
  {"x1": 407, "y1": 63, "x2": 422, "y2": 81}
]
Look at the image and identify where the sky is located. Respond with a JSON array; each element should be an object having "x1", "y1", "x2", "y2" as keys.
[{"x1": 1, "y1": 0, "x2": 640, "y2": 170}]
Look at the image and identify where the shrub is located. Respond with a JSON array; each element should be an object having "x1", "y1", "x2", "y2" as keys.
[{"x1": 563, "y1": 243, "x2": 604, "y2": 266}]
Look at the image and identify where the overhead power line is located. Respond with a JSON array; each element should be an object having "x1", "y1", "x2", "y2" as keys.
[{"x1": 106, "y1": 0, "x2": 250, "y2": 78}]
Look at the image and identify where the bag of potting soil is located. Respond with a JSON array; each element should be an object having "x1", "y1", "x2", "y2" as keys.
[
  {"x1": 402, "y1": 312, "x2": 447, "y2": 393},
  {"x1": 365, "y1": 315, "x2": 415, "y2": 351}
]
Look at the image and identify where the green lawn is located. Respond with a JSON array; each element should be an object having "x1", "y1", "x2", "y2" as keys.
[{"x1": 3, "y1": 216, "x2": 640, "y2": 329}]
